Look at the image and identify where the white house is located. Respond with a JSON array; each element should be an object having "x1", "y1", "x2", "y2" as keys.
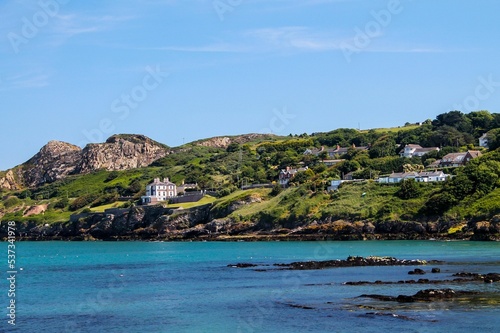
[
  {"x1": 378, "y1": 172, "x2": 419, "y2": 184},
  {"x1": 378, "y1": 171, "x2": 449, "y2": 184},
  {"x1": 141, "y1": 178, "x2": 177, "y2": 205},
  {"x1": 400, "y1": 144, "x2": 439, "y2": 158},
  {"x1": 327, "y1": 179, "x2": 345, "y2": 191},
  {"x1": 479, "y1": 133, "x2": 490, "y2": 148},
  {"x1": 415, "y1": 171, "x2": 449, "y2": 182}
]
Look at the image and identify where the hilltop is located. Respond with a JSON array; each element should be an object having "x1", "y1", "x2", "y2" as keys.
[{"x1": 0, "y1": 110, "x2": 499, "y2": 241}]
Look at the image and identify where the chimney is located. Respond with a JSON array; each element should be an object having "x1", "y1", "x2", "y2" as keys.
[
  {"x1": 336, "y1": 145, "x2": 340, "y2": 150},
  {"x1": 154, "y1": 178, "x2": 160, "y2": 183},
  {"x1": 164, "y1": 177, "x2": 169, "y2": 183}
]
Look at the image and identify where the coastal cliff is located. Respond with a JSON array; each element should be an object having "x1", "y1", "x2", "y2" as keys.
[{"x1": 2, "y1": 204, "x2": 498, "y2": 241}]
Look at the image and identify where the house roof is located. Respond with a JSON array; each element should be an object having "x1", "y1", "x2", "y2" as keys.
[
  {"x1": 414, "y1": 147, "x2": 439, "y2": 153},
  {"x1": 417, "y1": 171, "x2": 445, "y2": 177},
  {"x1": 441, "y1": 152, "x2": 466, "y2": 163},
  {"x1": 389, "y1": 172, "x2": 419, "y2": 178},
  {"x1": 405, "y1": 144, "x2": 422, "y2": 149},
  {"x1": 467, "y1": 150, "x2": 482, "y2": 158},
  {"x1": 148, "y1": 178, "x2": 176, "y2": 187}
]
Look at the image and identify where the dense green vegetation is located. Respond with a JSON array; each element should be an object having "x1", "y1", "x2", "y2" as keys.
[{"x1": 1, "y1": 110, "x2": 500, "y2": 225}]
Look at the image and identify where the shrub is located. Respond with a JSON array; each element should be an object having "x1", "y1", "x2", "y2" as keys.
[
  {"x1": 396, "y1": 179, "x2": 421, "y2": 200},
  {"x1": 69, "y1": 193, "x2": 99, "y2": 211},
  {"x1": 54, "y1": 198, "x2": 69, "y2": 209},
  {"x1": 270, "y1": 184, "x2": 283, "y2": 196},
  {"x1": 4, "y1": 196, "x2": 21, "y2": 209},
  {"x1": 104, "y1": 171, "x2": 120, "y2": 183}
]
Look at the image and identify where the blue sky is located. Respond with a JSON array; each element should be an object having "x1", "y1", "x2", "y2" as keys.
[{"x1": 1, "y1": 0, "x2": 500, "y2": 170}]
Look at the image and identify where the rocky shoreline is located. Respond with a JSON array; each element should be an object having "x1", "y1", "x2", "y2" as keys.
[{"x1": 1, "y1": 205, "x2": 499, "y2": 241}]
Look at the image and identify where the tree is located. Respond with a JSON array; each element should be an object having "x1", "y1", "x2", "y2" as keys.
[
  {"x1": 397, "y1": 179, "x2": 420, "y2": 200},
  {"x1": 369, "y1": 135, "x2": 397, "y2": 158},
  {"x1": 336, "y1": 160, "x2": 360, "y2": 175},
  {"x1": 318, "y1": 150, "x2": 329, "y2": 161}
]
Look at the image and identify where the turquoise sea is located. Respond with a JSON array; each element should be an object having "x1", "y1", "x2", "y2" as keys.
[{"x1": 3, "y1": 241, "x2": 500, "y2": 332}]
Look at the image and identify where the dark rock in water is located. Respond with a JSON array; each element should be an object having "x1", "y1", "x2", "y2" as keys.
[
  {"x1": 274, "y1": 256, "x2": 427, "y2": 270},
  {"x1": 431, "y1": 267, "x2": 441, "y2": 273},
  {"x1": 360, "y1": 288, "x2": 478, "y2": 303},
  {"x1": 228, "y1": 263, "x2": 258, "y2": 268},
  {"x1": 280, "y1": 302, "x2": 315, "y2": 310},
  {"x1": 408, "y1": 268, "x2": 426, "y2": 275},
  {"x1": 484, "y1": 273, "x2": 500, "y2": 283},
  {"x1": 453, "y1": 272, "x2": 500, "y2": 283},
  {"x1": 361, "y1": 312, "x2": 415, "y2": 321}
]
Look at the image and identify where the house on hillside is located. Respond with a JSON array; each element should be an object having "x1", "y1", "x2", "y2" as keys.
[
  {"x1": 377, "y1": 172, "x2": 419, "y2": 184},
  {"x1": 141, "y1": 178, "x2": 177, "y2": 205},
  {"x1": 327, "y1": 179, "x2": 345, "y2": 191},
  {"x1": 479, "y1": 133, "x2": 490, "y2": 148},
  {"x1": 415, "y1": 171, "x2": 449, "y2": 182},
  {"x1": 439, "y1": 150, "x2": 482, "y2": 167},
  {"x1": 279, "y1": 166, "x2": 308, "y2": 187},
  {"x1": 400, "y1": 144, "x2": 440, "y2": 158},
  {"x1": 177, "y1": 181, "x2": 198, "y2": 195}
]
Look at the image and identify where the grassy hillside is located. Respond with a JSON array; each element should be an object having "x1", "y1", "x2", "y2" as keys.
[{"x1": 1, "y1": 111, "x2": 500, "y2": 227}]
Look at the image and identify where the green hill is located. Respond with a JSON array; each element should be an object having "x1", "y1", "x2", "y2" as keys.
[{"x1": 1, "y1": 110, "x2": 500, "y2": 240}]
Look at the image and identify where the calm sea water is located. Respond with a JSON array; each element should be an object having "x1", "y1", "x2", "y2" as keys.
[{"x1": 2, "y1": 241, "x2": 500, "y2": 332}]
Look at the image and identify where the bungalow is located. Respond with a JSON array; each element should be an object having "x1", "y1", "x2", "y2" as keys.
[
  {"x1": 479, "y1": 133, "x2": 490, "y2": 148},
  {"x1": 439, "y1": 150, "x2": 482, "y2": 167},
  {"x1": 377, "y1": 172, "x2": 419, "y2": 184},
  {"x1": 279, "y1": 166, "x2": 308, "y2": 187},
  {"x1": 415, "y1": 171, "x2": 449, "y2": 182},
  {"x1": 400, "y1": 144, "x2": 440, "y2": 158},
  {"x1": 141, "y1": 178, "x2": 177, "y2": 205}
]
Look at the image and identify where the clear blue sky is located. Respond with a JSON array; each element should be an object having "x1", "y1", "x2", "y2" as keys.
[{"x1": 1, "y1": 0, "x2": 500, "y2": 170}]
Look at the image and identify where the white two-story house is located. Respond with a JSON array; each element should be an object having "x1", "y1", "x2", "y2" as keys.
[{"x1": 141, "y1": 178, "x2": 177, "y2": 205}]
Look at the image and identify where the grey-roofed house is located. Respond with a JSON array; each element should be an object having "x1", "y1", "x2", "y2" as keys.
[
  {"x1": 400, "y1": 144, "x2": 440, "y2": 158},
  {"x1": 440, "y1": 150, "x2": 481, "y2": 167},
  {"x1": 377, "y1": 172, "x2": 419, "y2": 184},
  {"x1": 141, "y1": 177, "x2": 177, "y2": 205}
]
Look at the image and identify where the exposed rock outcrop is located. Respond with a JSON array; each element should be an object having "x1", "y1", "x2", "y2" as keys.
[
  {"x1": 0, "y1": 134, "x2": 170, "y2": 189},
  {"x1": 22, "y1": 140, "x2": 82, "y2": 187},
  {"x1": 0, "y1": 170, "x2": 21, "y2": 190},
  {"x1": 75, "y1": 134, "x2": 169, "y2": 173}
]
